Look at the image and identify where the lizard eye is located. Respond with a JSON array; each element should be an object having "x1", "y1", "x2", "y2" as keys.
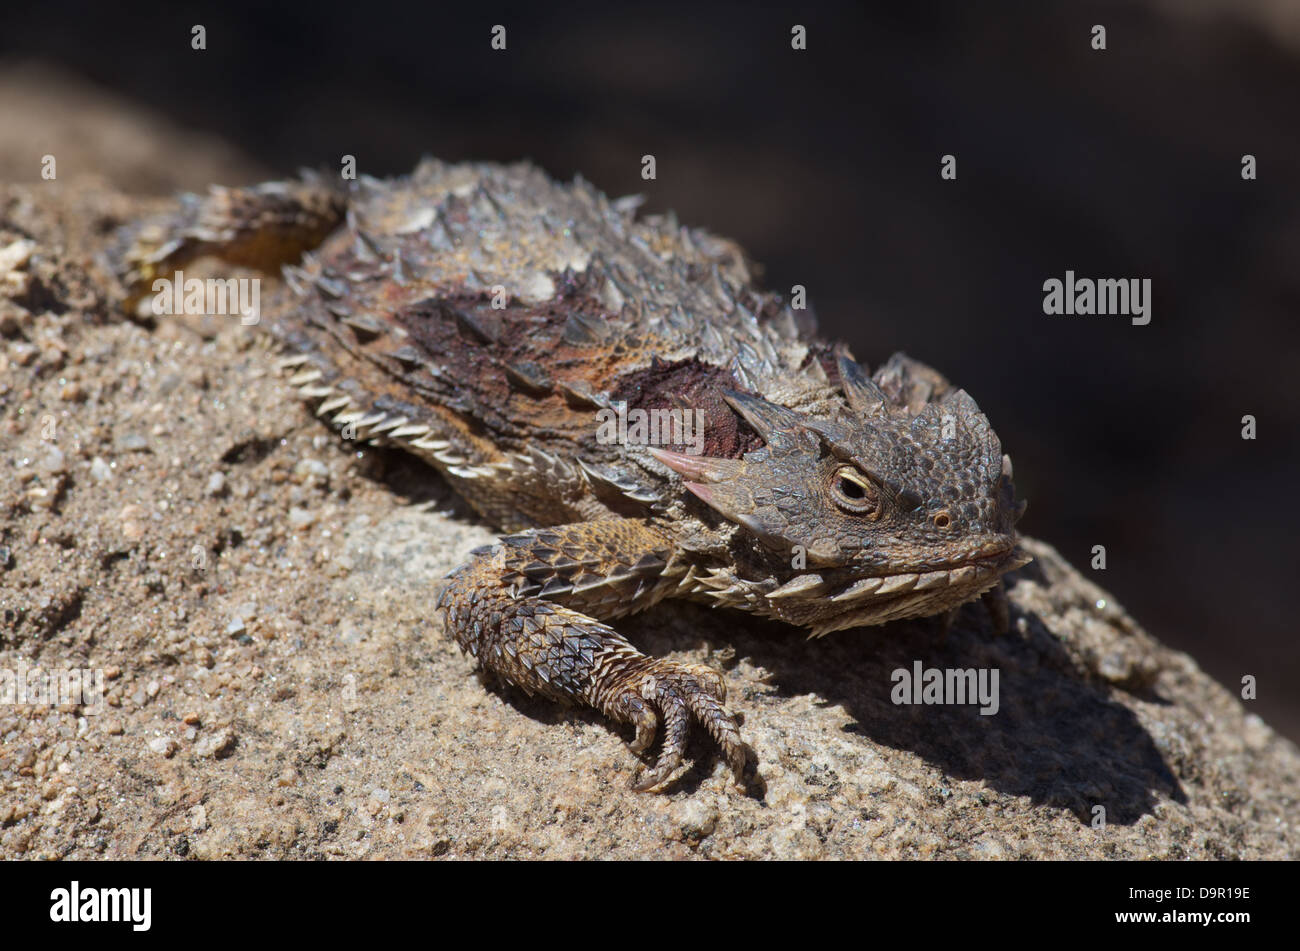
[{"x1": 831, "y1": 466, "x2": 880, "y2": 516}]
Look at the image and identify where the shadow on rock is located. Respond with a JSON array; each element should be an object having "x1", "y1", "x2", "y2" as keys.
[{"x1": 626, "y1": 567, "x2": 1186, "y2": 823}]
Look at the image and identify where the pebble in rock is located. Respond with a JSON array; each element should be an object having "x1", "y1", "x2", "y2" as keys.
[
  {"x1": 38, "y1": 446, "x2": 65, "y2": 475},
  {"x1": 194, "y1": 729, "x2": 234, "y2": 758},
  {"x1": 147, "y1": 736, "x2": 177, "y2": 758}
]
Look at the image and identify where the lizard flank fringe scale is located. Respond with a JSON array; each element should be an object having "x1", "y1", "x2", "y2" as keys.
[{"x1": 116, "y1": 159, "x2": 1030, "y2": 792}]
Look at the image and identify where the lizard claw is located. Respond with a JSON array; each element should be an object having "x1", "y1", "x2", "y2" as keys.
[{"x1": 614, "y1": 661, "x2": 747, "y2": 792}]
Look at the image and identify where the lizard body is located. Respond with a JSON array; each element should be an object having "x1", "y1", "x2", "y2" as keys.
[{"x1": 118, "y1": 158, "x2": 1028, "y2": 790}]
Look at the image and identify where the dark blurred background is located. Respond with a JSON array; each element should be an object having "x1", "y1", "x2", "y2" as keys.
[{"x1": 3, "y1": 0, "x2": 1297, "y2": 739}]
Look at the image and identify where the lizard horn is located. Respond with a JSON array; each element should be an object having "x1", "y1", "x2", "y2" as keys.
[
  {"x1": 836, "y1": 354, "x2": 888, "y2": 417},
  {"x1": 720, "y1": 389, "x2": 808, "y2": 445}
]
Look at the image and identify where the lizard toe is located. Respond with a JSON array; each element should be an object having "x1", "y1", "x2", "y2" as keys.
[
  {"x1": 623, "y1": 662, "x2": 746, "y2": 792},
  {"x1": 623, "y1": 694, "x2": 659, "y2": 755}
]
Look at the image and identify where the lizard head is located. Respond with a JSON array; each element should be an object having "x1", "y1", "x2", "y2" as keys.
[{"x1": 651, "y1": 353, "x2": 1028, "y2": 634}]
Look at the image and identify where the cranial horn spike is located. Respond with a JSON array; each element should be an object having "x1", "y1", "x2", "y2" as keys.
[
  {"x1": 648, "y1": 447, "x2": 742, "y2": 483},
  {"x1": 719, "y1": 389, "x2": 807, "y2": 443},
  {"x1": 943, "y1": 388, "x2": 986, "y2": 420},
  {"x1": 836, "y1": 354, "x2": 888, "y2": 416}
]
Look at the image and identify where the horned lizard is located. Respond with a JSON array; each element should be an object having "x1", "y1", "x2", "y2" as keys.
[{"x1": 116, "y1": 159, "x2": 1028, "y2": 791}]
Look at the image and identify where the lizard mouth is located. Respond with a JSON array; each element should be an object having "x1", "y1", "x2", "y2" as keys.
[
  {"x1": 820, "y1": 546, "x2": 1029, "y2": 606},
  {"x1": 758, "y1": 545, "x2": 1031, "y2": 638}
]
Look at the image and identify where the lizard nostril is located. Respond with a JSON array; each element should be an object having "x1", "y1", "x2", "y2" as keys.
[{"x1": 933, "y1": 512, "x2": 951, "y2": 529}]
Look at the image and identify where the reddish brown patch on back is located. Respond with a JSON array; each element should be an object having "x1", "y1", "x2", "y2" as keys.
[
  {"x1": 612, "y1": 358, "x2": 763, "y2": 460},
  {"x1": 387, "y1": 289, "x2": 627, "y2": 448}
]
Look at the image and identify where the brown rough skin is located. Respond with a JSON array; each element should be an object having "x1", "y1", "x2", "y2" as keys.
[{"x1": 115, "y1": 159, "x2": 1033, "y2": 791}]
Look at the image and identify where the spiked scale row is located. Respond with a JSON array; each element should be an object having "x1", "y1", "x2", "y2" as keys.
[
  {"x1": 764, "y1": 553, "x2": 1031, "y2": 605},
  {"x1": 276, "y1": 353, "x2": 501, "y2": 479}
]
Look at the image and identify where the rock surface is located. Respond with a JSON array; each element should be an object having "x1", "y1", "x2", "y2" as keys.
[{"x1": 0, "y1": 176, "x2": 1296, "y2": 860}]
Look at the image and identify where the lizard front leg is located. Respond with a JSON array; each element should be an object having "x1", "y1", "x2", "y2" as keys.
[{"x1": 436, "y1": 517, "x2": 747, "y2": 791}]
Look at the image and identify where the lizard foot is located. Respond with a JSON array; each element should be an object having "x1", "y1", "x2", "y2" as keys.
[{"x1": 608, "y1": 659, "x2": 747, "y2": 792}]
